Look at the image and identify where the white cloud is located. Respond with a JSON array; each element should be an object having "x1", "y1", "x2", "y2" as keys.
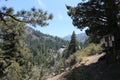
[
  {"x1": 58, "y1": 14, "x2": 63, "y2": 20},
  {"x1": 37, "y1": 0, "x2": 46, "y2": 9}
]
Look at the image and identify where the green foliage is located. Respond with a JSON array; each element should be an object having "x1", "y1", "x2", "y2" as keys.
[
  {"x1": 23, "y1": 28, "x2": 69, "y2": 79},
  {"x1": 25, "y1": 27, "x2": 68, "y2": 65},
  {"x1": 82, "y1": 43, "x2": 102, "y2": 56},
  {"x1": 74, "y1": 43, "x2": 102, "y2": 61},
  {"x1": 64, "y1": 31, "x2": 79, "y2": 58},
  {"x1": 63, "y1": 43, "x2": 102, "y2": 67},
  {"x1": 26, "y1": 65, "x2": 40, "y2": 80},
  {"x1": 62, "y1": 49, "x2": 69, "y2": 58},
  {"x1": 0, "y1": 6, "x2": 53, "y2": 27},
  {"x1": 26, "y1": 28, "x2": 68, "y2": 51},
  {"x1": 67, "y1": 0, "x2": 120, "y2": 44},
  {"x1": 68, "y1": 31, "x2": 78, "y2": 53},
  {"x1": 3, "y1": 61, "x2": 22, "y2": 80},
  {"x1": 67, "y1": 55, "x2": 77, "y2": 66},
  {"x1": 67, "y1": 0, "x2": 120, "y2": 64},
  {"x1": 0, "y1": 1, "x2": 54, "y2": 79},
  {"x1": 0, "y1": 19, "x2": 32, "y2": 79}
]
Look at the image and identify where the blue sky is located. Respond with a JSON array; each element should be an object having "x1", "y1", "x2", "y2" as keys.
[{"x1": 0, "y1": 0, "x2": 85, "y2": 37}]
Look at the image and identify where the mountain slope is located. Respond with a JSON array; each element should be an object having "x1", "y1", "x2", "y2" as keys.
[
  {"x1": 63, "y1": 33, "x2": 88, "y2": 42},
  {"x1": 25, "y1": 27, "x2": 69, "y2": 55},
  {"x1": 47, "y1": 53, "x2": 105, "y2": 80},
  {"x1": 47, "y1": 52, "x2": 120, "y2": 80}
]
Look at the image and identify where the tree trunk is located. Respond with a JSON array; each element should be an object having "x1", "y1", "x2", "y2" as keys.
[{"x1": 104, "y1": 0, "x2": 119, "y2": 62}]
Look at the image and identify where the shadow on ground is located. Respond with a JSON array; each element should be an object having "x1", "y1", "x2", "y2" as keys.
[{"x1": 62, "y1": 54, "x2": 120, "y2": 80}]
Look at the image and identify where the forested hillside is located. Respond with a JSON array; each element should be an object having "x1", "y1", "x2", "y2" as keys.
[
  {"x1": 24, "y1": 27, "x2": 69, "y2": 70},
  {"x1": 0, "y1": 0, "x2": 120, "y2": 80},
  {"x1": 25, "y1": 27, "x2": 69, "y2": 56}
]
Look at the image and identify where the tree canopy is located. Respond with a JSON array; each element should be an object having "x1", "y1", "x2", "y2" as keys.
[
  {"x1": 0, "y1": 1, "x2": 53, "y2": 79},
  {"x1": 68, "y1": 31, "x2": 78, "y2": 54},
  {"x1": 0, "y1": 1, "x2": 53, "y2": 27},
  {"x1": 67, "y1": 0, "x2": 120, "y2": 44}
]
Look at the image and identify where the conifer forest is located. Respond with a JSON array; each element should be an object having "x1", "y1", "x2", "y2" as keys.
[{"x1": 0, "y1": 0, "x2": 120, "y2": 80}]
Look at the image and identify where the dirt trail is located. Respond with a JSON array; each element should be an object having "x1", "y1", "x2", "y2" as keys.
[
  {"x1": 47, "y1": 53, "x2": 105, "y2": 80},
  {"x1": 85, "y1": 53, "x2": 105, "y2": 65},
  {"x1": 47, "y1": 72, "x2": 67, "y2": 80}
]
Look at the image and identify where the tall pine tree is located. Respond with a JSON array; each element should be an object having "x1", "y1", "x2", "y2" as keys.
[
  {"x1": 66, "y1": 31, "x2": 79, "y2": 58},
  {"x1": 0, "y1": 18, "x2": 31, "y2": 79},
  {"x1": 0, "y1": 0, "x2": 53, "y2": 79}
]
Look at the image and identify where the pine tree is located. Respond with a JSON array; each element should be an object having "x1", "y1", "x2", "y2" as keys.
[
  {"x1": 66, "y1": 0, "x2": 119, "y2": 45},
  {"x1": 66, "y1": 0, "x2": 120, "y2": 62},
  {"x1": 0, "y1": 6, "x2": 53, "y2": 27},
  {"x1": 0, "y1": 0, "x2": 53, "y2": 79},
  {"x1": 67, "y1": 31, "x2": 78, "y2": 57},
  {"x1": 0, "y1": 18, "x2": 31, "y2": 79}
]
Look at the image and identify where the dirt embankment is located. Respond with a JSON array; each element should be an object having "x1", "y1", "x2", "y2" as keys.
[{"x1": 47, "y1": 53, "x2": 105, "y2": 80}]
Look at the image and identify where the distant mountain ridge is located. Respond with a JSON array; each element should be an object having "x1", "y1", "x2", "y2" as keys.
[{"x1": 63, "y1": 33, "x2": 88, "y2": 43}]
